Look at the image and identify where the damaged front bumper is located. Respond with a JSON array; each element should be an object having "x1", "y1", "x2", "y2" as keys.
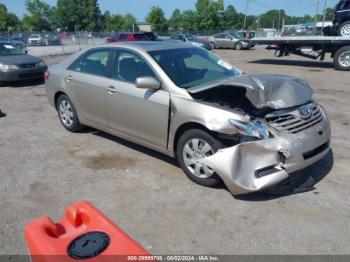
[{"x1": 199, "y1": 107, "x2": 331, "y2": 195}]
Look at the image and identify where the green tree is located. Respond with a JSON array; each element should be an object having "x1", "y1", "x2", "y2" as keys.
[
  {"x1": 22, "y1": 0, "x2": 55, "y2": 31},
  {"x1": 207, "y1": 0, "x2": 224, "y2": 30},
  {"x1": 259, "y1": 9, "x2": 284, "y2": 29},
  {"x1": 224, "y1": 5, "x2": 238, "y2": 29},
  {"x1": 55, "y1": 0, "x2": 102, "y2": 31},
  {"x1": 194, "y1": 0, "x2": 225, "y2": 31},
  {"x1": 103, "y1": 11, "x2": 125, "y2": 32},
  {"x1": 0, "y1": 3, "x2": 21, "y2": 31},
  {"x1": 146, "y1": 6, "x2": 168, "y2": 33},
  {"x1": 195, "y1": 0, "x2": 210, "y2": 30},
  {"x1": 123, "y1": 13, "x2": 138, "y2": 31},
  {"x1": 181, "y1": 10, "x2": 197, "y2": 32},
  {"x1": 169, "y1": 8, "x2": 182, "y2": 33}
]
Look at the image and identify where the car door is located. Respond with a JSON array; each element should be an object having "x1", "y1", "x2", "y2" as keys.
[
  {"x1": 65, "y1": 48, "x2": 113, "y2": 128},
  {"x1": 105, "y1": 48, "x2": 170, "y2": 150},
  {"x1": 230, "y1": 33, "x2": 241, "y2": 48},
  {"x1": 221, "y1": 34, "x2": 233, "y2": 48},
  {"x1": 214, "y1": 34, "x2": 226, "y2": 48}
]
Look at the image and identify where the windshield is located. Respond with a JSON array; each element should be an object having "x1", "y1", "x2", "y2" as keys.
[
  {"x1": 149, "y1": 47, "x2": 241, "y2": 88},
  {"x1": 229, "y1": 33, "x2": 242, "y2": 39},
  {"x1": 0, "y1": 44, "x2": 23, "y2": 56},
  {"x1": 185, "y1": 34, "x2": 197, "y2": 41}
]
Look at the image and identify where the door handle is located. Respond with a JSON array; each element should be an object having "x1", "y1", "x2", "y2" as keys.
[
  {"x1": 107, "y1": 86, "x2": 117, "y2": 94},
  {"x1": 66, "y1": 75, "x2": 73, "y2": 82}
]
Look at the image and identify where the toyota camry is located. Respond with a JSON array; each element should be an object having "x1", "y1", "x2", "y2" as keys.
[{"x1": 45, "y1": 42, "x2": 331, "y2": 195}]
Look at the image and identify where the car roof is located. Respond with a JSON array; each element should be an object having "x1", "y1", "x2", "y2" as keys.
[
  {"x1": 116, "y1": 32, "x2": 146, "y2": 35},
  {"x1": 97, "y1": 41, "x2": 192, "y2": 52}
]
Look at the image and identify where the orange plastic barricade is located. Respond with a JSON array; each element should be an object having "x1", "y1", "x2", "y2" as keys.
[{"x1": 24, "y1": 201, "x2": 152, "y2": 262}]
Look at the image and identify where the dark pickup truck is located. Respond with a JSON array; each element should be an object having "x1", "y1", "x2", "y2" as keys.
[{"x1": 334, "y1": 0, "x2": 350, "y2": 36}]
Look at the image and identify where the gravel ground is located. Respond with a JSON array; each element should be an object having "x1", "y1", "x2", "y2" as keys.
[{"x1": 0, "y1": 46, "x2": 349, "y2": 255}]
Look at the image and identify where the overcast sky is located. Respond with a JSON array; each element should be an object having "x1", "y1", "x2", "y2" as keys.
[{"x1": 2, "y1": 0, "x2": 341, "y2": 21}]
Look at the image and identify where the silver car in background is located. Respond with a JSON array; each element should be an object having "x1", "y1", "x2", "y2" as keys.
[
  {"x1": 45, "y1": 42, "x2": 331, "y2": 195},
  {"x1": 208, "y1": 32, "x2": 253, "y2": 50},
  {"x1": 27, "y1": 34, "x2": 44, "y2": 46}
]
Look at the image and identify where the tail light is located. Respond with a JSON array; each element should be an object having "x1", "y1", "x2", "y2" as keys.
[{"x1": 44, "y1": 69, "x2": 50, "y2": 80}]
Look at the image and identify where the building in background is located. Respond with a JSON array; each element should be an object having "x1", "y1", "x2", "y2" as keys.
[{"x1": 137, "y1": 22, "x2": 152, "y2": 32}]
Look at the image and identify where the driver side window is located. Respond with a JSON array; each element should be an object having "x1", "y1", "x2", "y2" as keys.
[{"x1": 112, "y1": 49, "x2": 157, "y2": 83}]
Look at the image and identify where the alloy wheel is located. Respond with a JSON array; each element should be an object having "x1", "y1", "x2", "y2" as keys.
[
  {"x1": 338, "y1": 51, "x2": 350, "y2": 68},
  {"x1": 340, "y1": 24, "x2": 350, "y2": 37},
  {"x1": 59, "y1": 100, "x2": 74, "y2": 127}
]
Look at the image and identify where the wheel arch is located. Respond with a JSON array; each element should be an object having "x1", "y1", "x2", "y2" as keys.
[
  {"x1": 172, "y1": 122, "x2": 213, "y2": 156},
  {"x1": 54, "y1": 91, "x2": 67, "y2": 110}
]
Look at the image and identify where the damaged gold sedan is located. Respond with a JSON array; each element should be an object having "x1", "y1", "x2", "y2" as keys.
[{"x1": 46, "y1": 42, "x2": 331, "y2": 195}]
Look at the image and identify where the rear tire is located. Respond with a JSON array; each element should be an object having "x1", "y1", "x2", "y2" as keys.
[
  {"x1": 176, "y1": 129, "x2": 223, "y2": 187},
  {"x1": 56, "y1": 94, "x2": 84, "y2": 132},
  {"x1": 334, "y1": 46, "x2": 350, "y2": 71},
  {"x1": 338, "y1": 22, "x2": 350, "y2": 37}
]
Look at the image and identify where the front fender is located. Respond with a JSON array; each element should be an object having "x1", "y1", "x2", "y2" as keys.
[{"x1": 167, "y1": 95, "x2": 246, "y2": 154}]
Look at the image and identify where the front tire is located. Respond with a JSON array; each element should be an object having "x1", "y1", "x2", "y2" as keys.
[
  {"x1": 334, "y1": 46, "x2": 350, "y2": 71},
  {"x1": 56, "y1": 94, "x2": 84, "y2": 132},
  {"x1": 176, "y1": 129, "x2": 223, "y2": 187},
  {"x1": 235, "y1": 42, "x2": 243, "y2": 50},
  {"x1": 338, "y1": 22, "x2": 350, "y2": 37}
]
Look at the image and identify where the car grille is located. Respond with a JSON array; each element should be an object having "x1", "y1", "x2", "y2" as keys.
[{"x1": 266, "y1": 104, "x2": 323, "y2": 134}]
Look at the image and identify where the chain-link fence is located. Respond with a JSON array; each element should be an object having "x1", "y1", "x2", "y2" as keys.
[
  {"x1": 1, "y1": 31, "x2": 116, "y2": 57},
  {"x1": 0, "y1": 28, "x2": 324, "y2": 58}
]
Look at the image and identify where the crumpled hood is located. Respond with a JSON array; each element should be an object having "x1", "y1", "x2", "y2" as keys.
[{"x1": 187, "y1": 74, "x2": 313, "y2": 109}]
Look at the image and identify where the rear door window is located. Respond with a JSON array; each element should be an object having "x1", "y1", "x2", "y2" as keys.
[
  {"x1": 68, "y1": 55, "x2": 84, "y2": 72},
  {"x1": 119, "y1": 34, "x2": 128, "y2": 40},
  {"x1": 112, "y1": 34, "x2": 120, "y2": 40},
  {"x1": 133, "y1": 34, "x2": 147, "y2": 40},
  {"x1": 80, "y1": 49, "x2": 111, "y2": 77},
  {"x1": 215, "y1": 34, "x2": 224, "y2": 39}
]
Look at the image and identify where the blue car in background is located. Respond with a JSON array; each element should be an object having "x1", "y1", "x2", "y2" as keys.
[
  {"x1": 0, "y1": 36, "x2": 27, "y2": 51},
  {"x1": 170, "y1": 34, "x2": 213, "y2": 50}
]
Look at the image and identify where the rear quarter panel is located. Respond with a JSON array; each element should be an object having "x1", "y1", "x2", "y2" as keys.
[{"x1": 45, "y1": 64, "x2": 65, "y2": 108}]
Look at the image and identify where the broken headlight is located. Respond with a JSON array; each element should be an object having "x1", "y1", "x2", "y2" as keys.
[{"x1": 229, "y1": 119, "x2": 269, "y2": 140}]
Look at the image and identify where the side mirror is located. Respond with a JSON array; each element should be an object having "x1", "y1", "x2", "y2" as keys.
[{"x1": 135, "y1": 77, "x2": 161, "y2": 90}]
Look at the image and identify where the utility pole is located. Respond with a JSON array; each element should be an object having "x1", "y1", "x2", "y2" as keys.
[
  {"x1": 314, "y1": 0, "x2": 320, "y2": 35},
  {"x1": 322, "y1": 0, "x2": 328, "y2": 28},
  {"x1": 278, "y1": 10, "x2": 281, "y2": 31},
  {"x1": 243, "y1": 0, "x2": 250, "y2": 30}
]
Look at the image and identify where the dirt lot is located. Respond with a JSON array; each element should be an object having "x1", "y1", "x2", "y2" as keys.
[{"x1": 0, "y1": 47, "x2": 349, "y2": 255}]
